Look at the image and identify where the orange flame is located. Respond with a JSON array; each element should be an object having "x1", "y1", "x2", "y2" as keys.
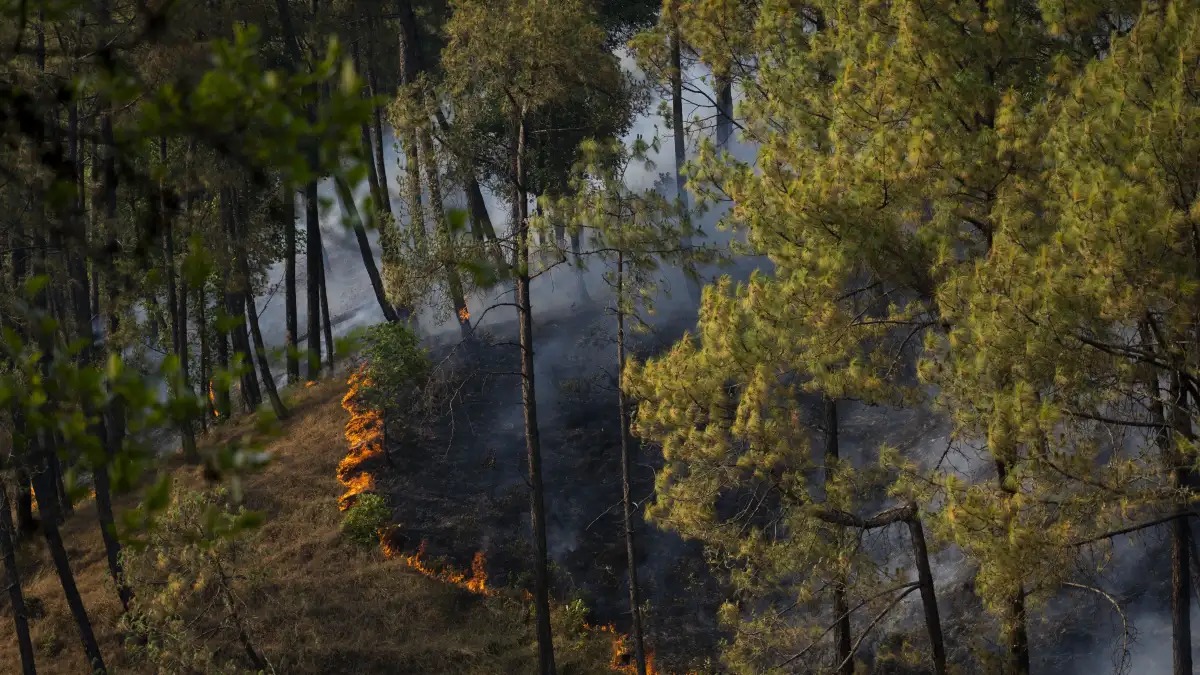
[
  {"x1": 209, "y1": 381, "x2": 220, "y2": 418},
  {"x1": 457, "y1": 306, "x2": 471, "y2": 322},
  {"x1": 381, "y1": 537, "x2": 493, "y2": 597},
  {"x1": 305, "y1": 380, "x2": 317, "y2": 388},
  {"x1": 339, "y1": 366, "x2": 383, "y2": 511}
]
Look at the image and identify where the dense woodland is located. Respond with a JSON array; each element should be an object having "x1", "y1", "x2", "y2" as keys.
[{"x1": 2, "y1": 0, "x2": 1200, "y2": 674}]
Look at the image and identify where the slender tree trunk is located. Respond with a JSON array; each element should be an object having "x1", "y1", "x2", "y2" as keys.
[
  {"x1": 162, "y1": 148, "x2": 197, "y2": 460},
  {"x1": 1168, "y1": 373, "x2": 1193, "y2": 675},
  {"x1": 668, "y1": 21, "x2": 700, "y2": 304},
  {"x1": 514, "y1": 111, "x2": 557, "y2": 675},
  {"x1": 284, "y1": 184, "x2": 300, "y2": 383},
  {"x1": 823, "y1": 397, "x2": 853, "y2": 675},
  {"x1": 231, "y1": 208, "x2": 289, "y2": 421},
  {"x1": 418, "y1": 126, "x2": 470, "y2": 338},
  {"x1": 198, "y1": 281, "x2": 214, "y2": 428},
  {"x1": 223, "y1": 190, "x2": 261, "y2": 410},
  {"x1": 715, "y1": 73, "x2": 733, "y2": 147},
  {"x1": 616, "y1": 250, "x2": 647, "y2": 675},
  {"x1": 9, "y1": 198, "x2": 36, "y2": 536},
  {"x1": 994, "y1": 460, "x2": 1030, "y2": 675},
  {"x1": 0, "y1": 478, "x2": 36, "y2": 674},
  {"x1": 334, "y1": 176, "x2": 398, "y2": 323},
  {"x1": 32, "y1": 438, "x2": 106, "y2": 673},
  {"x1": 319, "y1": 245, "x2": 334, "y2": 369},
  {"x1": 14, "y1": 467, "x2": 36, "y2": 535},
  {"x1": 215, "y1": 272, "x2": 232, "y2": 419},
  {"x1": 907, "y1": 515, "x2": 947, "y2": 675},
  {"x1": 305, "y1": 181, "x2": 322, "y2": 380}
]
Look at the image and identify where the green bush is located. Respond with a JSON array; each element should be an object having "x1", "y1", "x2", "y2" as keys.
[{"x1": 341, "y1": 493, "x2": 391, "y2": 546}]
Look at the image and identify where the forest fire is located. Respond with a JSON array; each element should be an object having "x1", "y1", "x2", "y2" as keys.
[
  {"x1": 457, "y1": 306, "x2": 470, "y2": 322},
  {"x1": 380, "y1": 536, "x2": 493, "y2": 596},
  {"x1": 339, "y1": 365, "x2": 666, "y2": 673},
  {"x1": 339, "y1": 366, "x2": 384, "y2": 510}
]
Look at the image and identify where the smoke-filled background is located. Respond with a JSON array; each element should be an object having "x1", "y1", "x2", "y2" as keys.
[{"x1": 232, "y1": 53, "x2": 1198, "y2": 674}]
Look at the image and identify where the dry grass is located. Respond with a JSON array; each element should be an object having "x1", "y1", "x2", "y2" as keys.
[{"x1": 0, "y1": 375, "x2": 615, "y2": 674}]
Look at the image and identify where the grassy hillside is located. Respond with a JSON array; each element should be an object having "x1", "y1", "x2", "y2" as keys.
[{"x1": 0, "y1": 375, "x2": 619, "y2": 674}]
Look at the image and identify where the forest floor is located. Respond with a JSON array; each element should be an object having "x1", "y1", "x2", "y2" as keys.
[{"x1": 0, "y1": 373, "x2": 618, "y2": 674}]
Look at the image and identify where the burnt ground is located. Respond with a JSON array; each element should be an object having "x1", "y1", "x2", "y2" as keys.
[{"x1": 371, "y1": 304, "x2": 725, "y2": 672}]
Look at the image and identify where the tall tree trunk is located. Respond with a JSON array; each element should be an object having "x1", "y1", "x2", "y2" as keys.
[
  {"x1": 1169, "y1": 373, "x2": 1193, "y2": 675},
  {"x1": 668, "y1": 21, "x2": 700, "y2": 304},
  {"x1": 0, "y1": 478, "x2": 36, "y2": 674},
  {"x1": 32, "y1": 437, "x2": 106, "y2": 673},
  {"x1": 9, "y1": 189, "x2": 36, "y2": 536},
  {"x1": 319, "y1": 245, "x2": 334, "y2": 369},
  {"x1": 305, "y1": 181, "x2": 322, "y2": 380},
  {"x1": 824, "y1": 397, "x2": 852, "y2": 675},
  {"x1": 284, "y1": 184, "x2": 300, "y2": 383},
  {"x1": 231, "y1": 206, "x2": 289, "y2": 421},
  {"x1": 162, "y1": 141, "x2": 197, "y2": 461},
  {"x1": 334, "y1": 176, "x2": 398, "y2": 323},
  {"x1": 616, "y1": 250, "x2": 647, "y2": 675},
  {"x1": 994, "y1": 459, "x2": 1030, "y2": 675},
  {"x1": 215, "y1": 272, "x2": 232, "y2": 419},
  {"x1": 514, "y1": 111, "x2": 557, "y2": 675},
  {"x1": 222, "y1": 189, "x2": 261, "y2": 411},
  {"x1": 715, "y1": 73, "x2": 733, "y2": 147},
  {"x1": 198, "y1": 281, "x2": 213, "y2": 428},
  {"x1": 418, "y1": 127, "x2": 470, "y2": 338},
  {"x1": 907, "y1": 515, "x2": 947, "y2": 675}
]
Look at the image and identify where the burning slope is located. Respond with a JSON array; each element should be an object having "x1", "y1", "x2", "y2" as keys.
[{"x1": 339, "y1": 364, "x2": 666, "y2": 674}]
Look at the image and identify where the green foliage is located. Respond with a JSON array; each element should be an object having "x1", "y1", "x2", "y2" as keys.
[
  {"x1": 358, "y1": 322, "x2": 431, "y2": 415},
  {"x1": 120, "y1": 487, "x2": 267, "y2": 674},
  {"x1": 341, "y1": 492, "x2": 391, "y2": 547}
]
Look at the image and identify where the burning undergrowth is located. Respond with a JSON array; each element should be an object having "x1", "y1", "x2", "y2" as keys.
[{"x1": 336, "y1": 312, "x2": 722, "y2": 673}]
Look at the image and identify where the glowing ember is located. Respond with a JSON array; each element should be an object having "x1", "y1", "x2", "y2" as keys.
[
  {"x1": 305, "y1": 380, "x2": 317, "y2": 388},
  {"x1": 457, "y1": 306, "x2": 470, "y2": 322}
]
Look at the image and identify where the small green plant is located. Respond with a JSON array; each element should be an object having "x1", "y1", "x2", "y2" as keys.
[{"x1": 341, "y1": 493, "x2": 391, "y2": 546}]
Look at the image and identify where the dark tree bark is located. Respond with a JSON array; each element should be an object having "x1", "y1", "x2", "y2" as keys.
[
  {"x1": 616, "y1": 250, "x2": 647, "y2": 675},
  {"x1": 1168, "y1": 373, "x2": 1193, "y2": 675},
  {"x1": 214, "y1": 273, "x2": 232, "y2": 419},
  {"x1": 8, "y1": 188, "x2": 36, "y2": 536},
  {"x1": 305, "y1": 182, "x2": 322, "y2": 380},
  {"x1": 668, "y1": 20, "x2": 700, "y2": 304},
  {"x1": 334, "y1": 176, "x2": 398, "y2": 323},
  {"x1": 0, "y1": 478, "x2": 37, "y2": 674},
  {"x1": 994, "y1": 459, "x2": 1030, "y2": 675},
  {"x1": 823, "y1": 397, "x2": 853, "y2": 675},
  {"x1": 319, "y1": 242, "x2": 334, "y2": 369},
  {"x1": 223, "y1": 190, "x2": 261, "y2": 411},
  {"x1": 907, "y1": 516, "x2": 947, "y2": 675},
  {"x1": 32, "y1": 438, "x2": 106, "y2": 673},
  {"x1": 162, "y1": 140, "x2": 198, "y2": 461},
  {"x1": 365, "y1": 53, "x2": 394, "y2": 217},
  {"x1": 513, "y1": 110, "x2": 557, "y2": 675},
  {"x1": 715, "y1": 73, "x2": 733, "y2": 147},
  {"x1": 230, "y1": 202, "x2": 289, "y2": 421},
  {"x1": 281, "y1": 184, "x2": 300, "y2": 383}
]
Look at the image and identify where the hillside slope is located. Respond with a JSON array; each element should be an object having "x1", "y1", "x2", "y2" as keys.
[{"x1": 0, "y1": 375, "x2": 617, "y2": 674}]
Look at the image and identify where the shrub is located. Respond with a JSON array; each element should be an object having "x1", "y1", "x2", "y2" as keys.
[
  {"x1": 342, "y1": 492, "x2": 391, "y2": 546},
  {"x1": 359, "y1": 322, "x2": 430, "y2": 415}
]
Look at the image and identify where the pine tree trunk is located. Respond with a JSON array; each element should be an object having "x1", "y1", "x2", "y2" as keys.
[
  {"x1": 198, "y1": 281, "x2": 213, "y2": 428},
  {"x1": 223, "y1": 190, "x2": 261, "y2": 410},
  {"x1": 306, "y1": 180, "x2": 322, "y2": 381},
  {"x1": 284, "y1": 184, "x2": 300, "y2": 383},
  {"x1": 319, "y1": 244, "x2": 334, "y2": 369},
  {"x1": 514, "y1": 111, "x2": 557, "y2": 675},
  {"x1": 907, "y1": 515, "x2": 947, "y2": 675},
  {"x1": 668, "y1": 21, "x2": 700, "y2": 304},
  {"x1": 418, "y1": 126, "x2": 470, "y2": 338},
  {"x1": 14, "y1": 467, "x2": 36, "y2": 535},
  {"x1": 334, "y1": 176, "x2": 398, "y2": 323},
  {"x1": 1168, "y1": 373, "x2": 1193, "y2": 675},
  {"x1": 163, "y1": 175, "x2": 197, "y2": 460},
  {"x1": 9, "y1": 216, "x2": 37, "y2": 536},
  {"x1": 994, "y1": 460, "x2": 1030, "y2": 675},
  {"x1": 616, "y1": 250, "x2": 647, "y2": 675},
  {"x1": 715, "y1": 74, "x2": 733, "y2": 147},
  {"x1": 215, "y1": 274, "x2": 232, "y2": 419},
  {"x1": 0, "y1": 478, "x2": 37, "y2": 674},
  {"x1": 824, "y1": 397, "x2": 853, "y2": 675},
  {"x1": 32, "y1": 440, "x2": 106, "y2": 673}
]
